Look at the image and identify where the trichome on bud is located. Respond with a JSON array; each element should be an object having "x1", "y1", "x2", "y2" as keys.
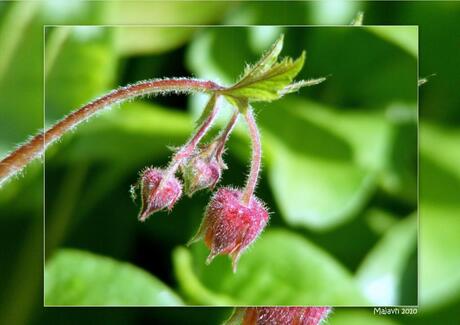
[
  {"x1": 188, "y1": 187, "x2": 269, "y2": 272},
  {"x1": 134, "y1": 167, "x2": 183, "y2": 222},
  {"x1": 180, "y1": 142, "x2": 223, "y2": 196},
  {"x1": 226, "y1": 307, "x2": 332, "y2": 325}
]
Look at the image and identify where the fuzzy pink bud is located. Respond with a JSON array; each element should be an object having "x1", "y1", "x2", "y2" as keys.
[
  {"x1": 180, "y1": 143, "x2": 223, "y2": 196},
  {"x1": 135, "y1": 167, "x2": 182, "y2": 221},
  {"x1": 239, "y1": 307, "x2": 331, "y2": 325},
  {"x1": 188, "y1": 187, "x2": 269, "y2": 272}
]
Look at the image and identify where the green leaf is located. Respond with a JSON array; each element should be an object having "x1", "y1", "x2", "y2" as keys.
[
  {"x1": 259, "y1": 97, "x2": 393, "y2": 230},
  {"x1": 173, "y1": 229, "x2": 367, "y2": 305},
  {"x1": 58, "y1": 101, "x2": 192, "y2": 164},
  {"x1": 45, "y1": 26, "x2": 117, "y2": 123},
  {"x1": 419, "y1": 123, "x2": 460, "y2": 311},
  {"x1": 107, "y1": 1, "x2": 230, "y2": 56},
  {"x1": 0, "y1": 2, "x2": 43, "y2": 212},
  {"x1": 0, "y1": 2, "x2": 42, "y2": 154},
  {"x1": 367, "y1": 26, "x2": 418, "y2": 58},
  {"x1": 45, "y1": 249, "x2": 183, "y2": 305},
  {"x1": 356, "y1": 215, "x2": 417, "y2": 305},
  {"x1": 224, "y1": 36, "x2": 308, "y2": 102},
  {"x1": 237, "y1": 34, "x2": 284, "y2": 83},
  {"x1": 216, "y1": 33, "x2": 324, "y2": 103}
]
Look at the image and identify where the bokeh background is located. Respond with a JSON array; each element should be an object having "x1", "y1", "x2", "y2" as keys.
[{"x1": 0, "y1": 1, "x2": 458, "y2": 324}]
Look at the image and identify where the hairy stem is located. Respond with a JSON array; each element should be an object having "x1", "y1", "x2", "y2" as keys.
[
  {"x1": 242, "y1": 107, "x2": 261, "y2": 206},
  {"x1": 215, "y1": 109, "x2": 239, "y2": 160},
  {"x1": 163, "y1": 94, "x2": 221, "y2": 180},
  {"x1": 0, "y1": 78, "x2": 222, "y2": 187}
]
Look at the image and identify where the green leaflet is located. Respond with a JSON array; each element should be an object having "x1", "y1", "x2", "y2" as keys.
[{"x1": 222, "y1": 34, "x2": 321, "y2": 102}]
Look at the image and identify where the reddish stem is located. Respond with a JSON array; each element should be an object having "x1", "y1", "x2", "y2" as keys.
[
  {"x1": 215, "y1": 109, "x2": 239, "y2": 160},
  {"x1": 0, "y1": 78, "x2": 222, "y2": 187},
  {"x1": 163, "y1": 94, "x2": 220, "y2": 180},
  {"x1": 242, "y1": 107, "x2": 261, "y2": 206}
]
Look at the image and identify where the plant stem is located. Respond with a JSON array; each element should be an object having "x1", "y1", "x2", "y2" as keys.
[
  {"x1": 215, "y1": 109, "x2": 239, "y2": 160},
  {"x1": 242, "y1": 107, "x2": 261, "y2": 206},
  {"x1": 163, "y1": 94, "x2": 221, "y2": 180},
  {"x1": 0, "y1": 78, "x2": 222, "y2": 187}
]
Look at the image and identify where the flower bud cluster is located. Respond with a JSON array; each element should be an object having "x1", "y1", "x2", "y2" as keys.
[{"x1": 132, "y1": 97, "x2": 269, "y2": 271}]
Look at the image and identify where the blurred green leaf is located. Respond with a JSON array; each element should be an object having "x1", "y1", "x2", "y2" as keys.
[
  {"x1": 0, "y1": 2, "x2": 43, "y2": 217},
  {"x1": 367, "y1": 27, "x2": 418, "y2": 58},
  {"x1": 105, "y1": 1, "x2": 230, "y2": 56},
  {"x1": 329, "y1": 309, "x2": 400, "y2": 325},
  {"x1": 380, "y1": 116, "x2": 417, "y2": 203},
  {"x1": 174, "y1": 229, "x2": 367, "y2": 305},
  {"x1": 0, "y1": 2, "x2": 42, "y2": 154},
  {"x1": 59, "y1": 101, "x2": 192, "y2": 164},
  {"x1": 106, "y1": 2, "x2": 230, "y2": 26},
  {"x1": 356, "y1": 215, "x2": 417, "y2": 305},
  {"x1": 45, "y1": 26, "x2": 117, "y2": 122},
  {"x1": 113, "y1": 27, "x2": 196, "y2": 56},
  {"x1": 186, "y1": 28, "x2": 256, "y2": 87},
  {"x1": 419, "y1": 123, "x2": 460, "y2": 311},
  {"x1": 259, "y1": 97, "x2": 393, "y2": 230},
  {"x1": 45, "y1": 249, "x2": 183, "y2": 305}
]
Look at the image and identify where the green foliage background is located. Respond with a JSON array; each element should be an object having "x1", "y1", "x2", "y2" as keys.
[{"x1": 0, "y1": 1, "x2": 458, "y2": 324}]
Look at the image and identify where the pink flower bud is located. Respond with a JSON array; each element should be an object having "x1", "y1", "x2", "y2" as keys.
[
  {"x1": 188, "y1": 187, "x2": 269, "y2": 272},
  {"x1": 180, "y1": 145, "x2": 222, "y2": 196},
  {"x1": 237, "y1": 307, "x2": 331, "y2": 325},
  {"x1": 136, "y1": 167, "x2": 182, "y2": 221}
]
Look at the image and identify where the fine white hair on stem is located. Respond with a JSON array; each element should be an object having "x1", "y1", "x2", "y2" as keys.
[{"x1": 0, "y1": 77, "x2": 223, "y2": 188}]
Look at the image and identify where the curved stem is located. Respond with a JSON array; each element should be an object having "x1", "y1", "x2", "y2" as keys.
[
  {"x1": 242, "y1": 107, "x2": 261, "y2": 206},
  {"x1": 215, "y1": 109, "x2": 239, "y2": 160},
  {"x1": 163, "y1": 94, "x2": 220, "y2": 180},
  {"x1": 0, "y1": 78, "x2": 222, "y2": 187}
]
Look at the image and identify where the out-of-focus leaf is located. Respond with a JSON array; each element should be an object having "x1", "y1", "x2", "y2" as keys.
[
  {"x1": 45, "y1": 26, "x2": 117, "y2": 122},
  {"x1": 367, "y1": 26, "x2": 418, "y2": 58},
  {"x1": 380, "y1": 112, "x2": 417, "y2": 203},
  {"x1": 0, "y1": 2, "x2": 42, "y2": 154},
  {"x1": 173, "y1": 229, "x2": 367, "y2": 305},
  {"x1": 310, "y1": 1, "x2": 362, "y2": 25},
  {"x1": 187, "y1": 28, "x2": 254, "y2": 85},
  {"x1": 356, "y1": 215, "x2": 417, "y2": 305},
  {"x1": 329, "y1": 309, "x2": 400, "y2": 325},
  {"x1": 106, "y1": 2, "x2": 230, "y2": 56},
  {"x1": 45, "y1": 249, "x2": 183, "y2": 305},
  {"x1": 0, "y1": 2, "x2": 43, "y2": 215},
  {"x1": 56, "y1": 101, "x2": 192, "y2": 164},
  {"x1": 300, "y1": 28, "x2": 417, "y2": 110},
  {"x1": 113, "y1": 27, "x2": 195, "y2": 56},
  {"x1": 419, "y1": 123, "x2": 460, "y2": 311},
  {"x1": 259, "y1": 97, "x2": 393, "y2": 230}
]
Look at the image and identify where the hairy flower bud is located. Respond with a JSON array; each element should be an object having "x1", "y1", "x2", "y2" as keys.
[
  {"x1": 180, "y1": 142, "x2": 223, "y2": 197},
  {"x1": 226, "y1": 307, "x2": 331, "y2": 325},
  {"x1": 188, "y1": 187, "x2": 269, "y2": 272},
  {"x1": 135, "y1": 167, "x2": 182, "y2": 221}
]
